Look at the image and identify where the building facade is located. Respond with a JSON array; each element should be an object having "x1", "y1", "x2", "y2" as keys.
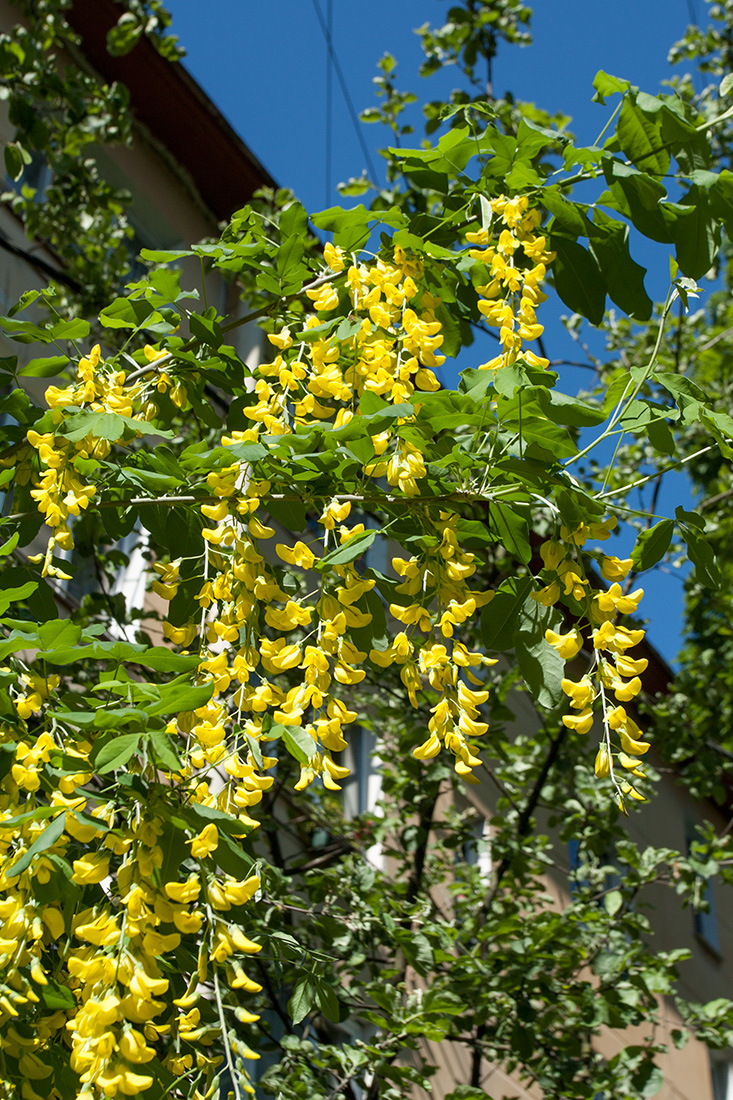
[{"x1": 0, "y1": 5, "x2": 731, "y2": 1099}]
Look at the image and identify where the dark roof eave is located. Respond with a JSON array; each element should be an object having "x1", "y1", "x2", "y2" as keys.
[{"x1": 67, "y1": 0, "x2": 277, "y2": 223}]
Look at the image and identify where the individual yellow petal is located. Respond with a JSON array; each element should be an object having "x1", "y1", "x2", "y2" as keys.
[
  {"x1": 188, "y1": 823, "x2": 218, "y2": 858},
  {"x1": 594, "y1": 746, "x2": 611, "y2": 778},
  {"x1": 562, "y1": 708, "x2": 594, "y2": 735}
]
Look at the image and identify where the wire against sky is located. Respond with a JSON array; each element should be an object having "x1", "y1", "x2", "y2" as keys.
[
  {"x1": 309, "y1": 0, "x2": 381, "y2": 192},
  {"x1": 684, "y1": 0, "x2": 705, "y2": 96},
  {"x1": 325, "y1": 0, "x2": 333, "y2": 206}
]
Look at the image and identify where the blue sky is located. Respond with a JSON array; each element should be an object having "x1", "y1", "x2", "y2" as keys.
[
  {"x1": 166, "y1": 0, "x2": 713, "y2": 666},
  {"x1": 167, "y1": 0, "x2": 705, "y2": 215}
]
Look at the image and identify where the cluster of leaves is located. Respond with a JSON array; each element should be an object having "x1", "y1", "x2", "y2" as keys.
[
  {"x1": 1, "y1": 2, "x2": 733, "y2": 1099},
  {"x1": 0, "y1": 0, "x2": 181, "y2": 314}
]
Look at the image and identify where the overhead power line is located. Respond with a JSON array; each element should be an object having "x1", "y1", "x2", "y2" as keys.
[
  {"x1": 309, "y1": 0, "x2": 380, "y2": 194},
  {"x1": 326, "y1": 0, "x2": 332, "y2": 206},
  {"x1": 684, "y1": 0, "x2": 705, "y2": 96}
]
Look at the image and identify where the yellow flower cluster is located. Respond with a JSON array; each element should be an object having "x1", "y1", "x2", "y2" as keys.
[
  {"x1": 466, "y1": 194, "x2": 554, "y2": 372},
  {"x1": 61, "y1": 811, "x2": 261, "y2": 1100},
  {"x1": 257, "y1": 243, "x2": 444, "y2": 426},
  {"x1": 371, "y1": 512, "x2": 496, "y2": 778},
  {"x1": 0, "y1": 261, "x2": 435, "y2": 1099},
  {"x1": 6, "y1": 201, "x2": 612, "y2": 1093},
  {"x1": 0, "y1": 694, "x2": 264, "y2": 1100},
  {"x1": 22, "y1": 343, "x2": 182, "y2": 572},
  {"x1": 540, "y1": 522, "x2": 650, "y2": 808},
  {"x1": 24, "y1": 344, "x2": 146, "y2": 572},
  {"x1": 154, "y1": 245, "x2": 462, "y2": 794},
  {"x1": 16, "y1": 225, "x2": 554, "y2": 816}
]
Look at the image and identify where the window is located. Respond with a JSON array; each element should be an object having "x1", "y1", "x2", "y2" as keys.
[
  {"x1": 110, "y1": 526, "x2": 149, "y2": 615},
  {"x1": 341, "y1": 726, "x2": 378, "y2": 820},
  {"x1": 687, "y1": 821, "x2": 721, "y2": 957},
  {"x1": 363, "y1": 515, "x2": 389, "y2": 576},
  {"x1": 340, "y1": 727, "x2": 383, "y2": 870},
  {"x1": 6, "y1": 150, "x2": 52, "y2": 202},
  {"x1": 693, "y1": 883, "x2": 721, "y2": 956},
  {"x1": 459, "y1": 817, "x2": 492, "y2": 879},
  {"x1": 711, "y1": 1058, "x2": 733, "y2": 1100}
]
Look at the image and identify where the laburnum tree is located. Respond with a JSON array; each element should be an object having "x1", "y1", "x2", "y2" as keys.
[{"x1": 3, "y1": 2, "x2": 733, "y2": 1099}]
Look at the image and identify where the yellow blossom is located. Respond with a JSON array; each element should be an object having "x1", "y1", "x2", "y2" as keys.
[{"x1": 188, "y1": 824, "x2": 219, "y2": 858}]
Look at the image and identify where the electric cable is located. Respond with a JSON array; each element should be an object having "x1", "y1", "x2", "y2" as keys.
[
  {"x1": 309, "y1": 0, "x2": 380, "y2": 189},
  {"x1": 684, "y1": 0, "x2": 705, "y2": 97},
  {"x1": 325, "y1": 0, "x2": 333, "y2": 206}
]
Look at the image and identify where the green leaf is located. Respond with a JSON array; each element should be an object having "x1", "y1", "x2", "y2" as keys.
[
  {"x1": 59, "y1": 409, "x2": 173, "y2": 443},
  {"x1": 38, "y1": 638, "x2": 144, "y2": 665},
  {"x1": 351, "y1": 585, "x2": 388, "y2": 657},
  {"x1": 263, "y1": 496, "x2": 307, "y2": 534},
  {"x1": 279, "y1": 200, "x2": 308, "y2": 240},
  {"x1": 9, "y1": 290, "x2": 40, "y2": 317},
  {"x1": 655, "y1": 371, "x2": 707, "y2": 423},
  {"x1": 550, "y1": 235, "x2": 606, "y2": 324},
  {"x1": 140, "y1": 248, "x2": 193, "y2": 262},
  {"x1": 514, "y1": 597, "x2": 564, "y2": 709},
  {"x1": 19, "y1": 355, "x2": 70, "y2": 377},
  {"x1": 136, "y1": 648, "x2": 202, "y2": 674},
  {"x1": 289, "y1": 975, "x2": 316, "y2": 1025},
  {"x1": 4, "y1": 141, "x2": 25, "y2": 181},
  {"x1": 311, "y1": 203, "x2": 406, "y2": 250},
  {"x1": 674, "y1": 186, "x2": 720, "y2": 280},
  {"x1": 315, "y1": 978, "x2": 340, "y2": 1023},
  {"x1": 145, "y1": 682, "x2": 214, "y2": 717},
  {"x1": 39, "y1": 979, "x2": 76, "y2": 1011},
  {"x1": 676, "y1": 507, "x2": 721, "y2": 588},
  {"x1": 617, "y1": 97, "x2": 669, "y2": 176},
  {"x1": 318, "y1": 529, "x2": 376, "y2": 568},
  {"x1": 588, "y1": 209, "x2": 653, "y2": 320},
  {"x1": 189, "y1": 313, "x2": 223, "y2": 347},
  {"x1": 185, "y1": 801, "x2": 251, "y2": 839},
  {"x1": 0, "y1": 627, "x2": 38, "y2": 661},
  {"x1": 147, "y1": 729, "x2": 183, "y2": 772},
  {"x1": 592, "y1": 70, "x2": 631, "y2": 105},
  {"x1": 541, "y1": 188, "x2": 590, "y2": 236},
  {"x1": 49, "y1": 318, "x2": 90, "y2": 341},
  {"x1": 630, "y1": 520, "x2": 674, "y2": 571},
  {"x1": 0, "y1": 315, "x2": 49, "y2": 344},
  {"x1": 493, "y1": 361, "x2": 557, "y2": 399},
  {"x1": 93, "y1": 733, "x2": 141, "y2": 774},
  {"x1": 480, "y1": 577, "x2": 533, "y2": 652},
  {"x1": 0, "y1": 805, "x2": 60, "y2": 828},
  {"x1": 281, "y1": 725, "x2": 316, "y2": 765},
  {"x1": 242, "y1": 732, "x2": 265, "y2": 771},
  {"x1": 107, "y1": 13, "x2": 143, "y2": 55},
  {"x1": 514, "y1": 412, "x2": 577, "y2": 461},
  {"x1": 99, "y1": 296, "x2": 160, "y2": 330},
  {"x1": 9, "y1": 813, "x2": 66, "y2": 877},
  {"x1": 603, "y1": 160, "x2": 676, "y2": 244},
  {"x1": 0, "y1": 532, "x2": 19, "y2": 557},
  {"x1": 537, "y1": 388, "x2": 607, "y2": 428},
  {"x1": 605, "y1": 889, "x2": 624, "y2": 916},
  {"x1": 646, "y1": 416, "x2": 676, "y2": 455},
  {"x1": 721, "y1": 74, "x2": 733, "y2": 98},
  {"x1": 38, "y1": 619, "x2": 82, "y2": 651},
  {"x1": 487, "y1": 502, "x2": 531, "y2": 565},
  {"x1": 434, "y1": 301, "x2": 463, "y2": 358},
  {"x1": 0, "y1": 581, "x2": 37, "y2": 615},
  {"x1": 446, "y1": 1089, "x2": 491, "y2": 1100}
]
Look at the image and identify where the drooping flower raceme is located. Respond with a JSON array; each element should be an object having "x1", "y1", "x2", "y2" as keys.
[{"x1": 0, "y1": 192, "x2": 655, "y2": 1095}]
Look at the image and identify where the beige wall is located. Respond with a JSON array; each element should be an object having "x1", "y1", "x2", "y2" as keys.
[
  {"x1": 401, "y1": 687, "x2": 733, "y2": 1100},
  {"x1": 0, "y1": 0, "x2": 264, "y2": 369}
]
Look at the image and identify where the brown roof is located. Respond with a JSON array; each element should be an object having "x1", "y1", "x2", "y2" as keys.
[{"x1": 67, "y1": 0, "x2": 276, "y2": 222}]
